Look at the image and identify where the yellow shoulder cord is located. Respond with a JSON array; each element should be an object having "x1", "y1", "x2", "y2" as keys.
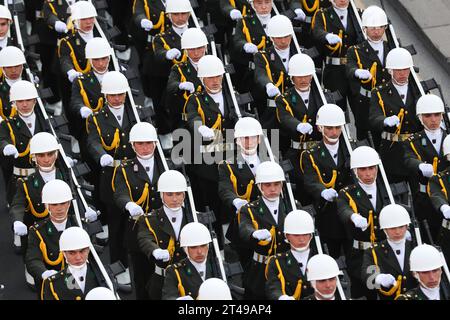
[
  {"x1": 174, "y1": 268, "x2": 186, "y2": 297},
  {"x1": 141, "y1": 0, "x2": 166, "y2": 32},
  {"x1": 267, "y1": 258, "x2": 287, "y2": 296},
  {"x1": 376, "y1": 91, "x2": 386, "y2": 116},
  {"x1": 293, "y1": 279, "x2": 303, "y2": 300},
  {"x1": 372, "y1": 247, "x2": 402, "y2": 297},
  {"x1": 40, "y1": 278, "x2": 46, "y2": 300},
  {"x1": 225, "y1": 163, "x2": 254, "y2": 201},
  {"x1": 344, "y1": 191, "x2": 358, "y2": 213},
  {"x1": 33, "y1": 228, "x2": 65, "y2": 267},
  {"x1": 111, "y1": 164, "x2": 120, "y2": 192},
  {"x1": 239, "y1": 207, "x2": 274, "y2": 247},
  {"x1": 299, "y1": 150, "x2": 306, "y2": 173},
  {"x1": 144, "y1": 216, "x2": 159, "y2": 244},
  {"x1": 157, "y1": 36, "x2": 187, "y2": 64},
  {"x1": 77, "y1": 79, "x2": 103, "y2": 112},
  {"x1": 242, "y1": 5, "x2": 247, "y2": 17},
  {"x1": 302, "y1": 0, "x2": 319, "y2": 14},
  {"x1": 438, "y1": 176, "x2": 448, "y2": 199},
  {"x1": 49, "y1": 281, "x2": 60, "y2": 300},
  {"x1": 320, "y1": 12, "x2": 342, "y2": 54},
  {"x1": 308, "y1": 154, "x2": 337, "y2": 188},
  {"x1": 242, "y1": 19, "x2": 266, "y2": 50},
  {"x1": 167, "y1": 237, "x2": 175, "y2": 259},
  {"x1": 433, "y1": 157, "x2": 438, "y2": 175},
  {"x1": 260, "y1": 53, "x2": 284, "y2": 91},
  {"x1": 354, "y1": 47, "x2": 377, "y2": 87},
  {"x1": 121, "y1": 167, "x2": 150, "y2": 212},
  {"x1": 176, "y1": 65, "x2": 190, "y2": 101},
  {"x1": 6, "y1": 121, "x2": 30, "y2": 158},
  {"x1": 195, "y1": 96, "x2": 222, "y2": 131},
  {"x1": 311, "y1": 8, "x2": 320, "y2": 30},
  {"x1": 58, "y1": 39, "x2": 91, "y2": 74},
  {"x1": 390, "y1": 108, "x2": 405, "y2": 148},
  {"x1": 409, "y1": 141, "x2": 422, "y2": 161},
  {"x1": 48, "y1": 3, "x2": 58, "y2": 17},
  {"x1": 92, "y1": 116, "x2": 120, "y2": 151},
  {"x1": 22, "y1": 181, "x2": 49, "y2": 218},
  {"x1": 229, "y1": 0, "x2": 236, "y2": 7}
]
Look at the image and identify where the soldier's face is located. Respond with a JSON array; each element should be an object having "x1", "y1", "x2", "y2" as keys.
[
  {"x1": 384, "y1": 225, "x2": 407, "y2": 242},
  {"x1": 0, "y1": 18, "x2": 10, "y2": 38},
  {"x1": 91, "y1": 57, "x2": 110, "y2": 74},
  {"x1": 421, "y1": 113, "x2": 442, "y2": 131},
  {"x1": 332, "y1": 0, "x2": 349, "y2": 9},
  {"x1": 417, "y1": 268, "x2": 442, "y2": 289},
  {"x1": 106, "y1": 93, "x2": 126, "y2": 107},
  {"x1": 35, "y1": 151, "x2": 58, "y2": 169},
  {"x1": 260, "y1": 181, "x2": 282, "y2": 199},
  {"x1": 272, "y1": 35, "x2": 292, "y2": 51},
  {"x1": 15, "y1": 98, "x2": 36, "y2": 115},
  {"x1": 392, "y1": 68, "x2": 410, "y2": 85},
  {"x1": 169, "y1": 12, "x2": 190, "y2": 28},
  {"x1": 356, "y1": 166, "x2": 377, "y2": 185},
  {"x1": 322, "y1": 126, "x2": 342, "y2": 144},
  {"x1": 292, "y1": 75, "x2": 313, "y2": 91},
  {"x1": 64, "y1": 247, "x2": 90, "y2": 267},
  {"x1": 237, "y1": 136, "x2": 259, "y2": 155},
  {"x1": 365, "y1": 26, "x2": 386, "y2": 42},
  {"x1": 252, "y1": 0, "x2": 272, "y2": 15},
  {"x1": 163, "y1": 192, "x2": 185, "y2": 209},
  {"x1": 286, "y1": 233, "x2": 312, "y2": 249},
  {"x1": 78, "y1": 17, "x2": 95, "y2": 33},
  {"x1": 187, "y1": 46, "x2": 206, "y2": 63},
  {"x1": 3, "y1": 64, "x2": 23, "y2": 80},
  {"x1": 133, "y1": 141, "x2": 155, "y2": 158},
  {"x1": 48, "y1": 201, "x2": 71, "y2": 222},
  {"x1": 187, "y1": 244, "x2": 208, "y2": 263},
  {"x1": 203, "y1": 75, "x2": 223, "y2": 94},
  {"x1": 314, "y1": 277, "x2": 337, "y2": 299}
]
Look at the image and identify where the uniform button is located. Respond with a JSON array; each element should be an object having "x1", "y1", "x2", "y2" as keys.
[
  {"x1": 123, "y1": 145, "x2": 126, "y2": 149},
  {"x1": 403, "y1": 276, "x2": 406, "y2": 280},
  {"x1": 176, "y1": 253, "x2": 180, "y2": 256},
  {"x1": 160, "y1": 240, "x2": 163, "y2": 243},
  {"x1": 122, "y1": 133, "x2": 125, "y2": 137},
  {"x1": 374, "y1": 226, "x2": 378, "y2": 230},
  {"x1": 404, "y1": 111, "x2": 408, "y2": 115},
  {"x1": 107, "y1": 134, "x2": 110, "y2": 137},
  {"x1": 135, "y1": 186, "x2": 138, "y2": 189}
]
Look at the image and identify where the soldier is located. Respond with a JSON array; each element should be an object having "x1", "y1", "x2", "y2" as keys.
[
  {"x1": 0, "y1": 5, "x2": 14, "y2": 50},
  {"x1": 162, "y1": 222, "x2": 220, "y2": 300},
  {"x1": 238, "y1": 161, "x2": 292, "y2": 299},
  {"x1": 346, "y1": 5, "x2": 391, "y2": 142},
  {"x1": 85, "y1": 286, "x2": 118, "y2": 300},
  {"x1": 265, "y1": 210, "x2": 316, "y2": 300},
  {"x1": 300, "y1": 104, "x2": 353, "y2": 259},
  {"x1": 137, "y1": 170, "x2": 192, "y2": 300},
  {"x1": 304, "y1": 253, "x2": 341, "y2": 300},
  {"x1": 337, "y1": 146, "x2": 390, "y2": 299},
  {"x1": 369, "y1": 48, "x2": 422, "y2": 183},
  {"x1": 197, "y1": 277, "x2": 233, "y2": 300},
  {"x1": 361, "y1": 204, "x2": 417, "y2": 300},
  {"x1": 113, "y1": 122, "x2": 164, "y2": 300},
  {"x1": 397, "y1": 244, "x2": 447, "y2": 300}
]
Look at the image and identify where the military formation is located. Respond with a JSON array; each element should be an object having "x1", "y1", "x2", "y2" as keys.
[{"x1": 0, "y1": 0, "x2": 448, "y2": 301}]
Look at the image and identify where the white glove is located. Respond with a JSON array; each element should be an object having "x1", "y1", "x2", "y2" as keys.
[
  {"x1": 230, "y1": 9, "x2": 242, "y2": 21},
  {"x1": 33, "y1": 74, "x2": 40, "y2": 85},
  {"x1": 65, "y1": 156, "x2": 77, "y2": 168},
  {"x1": 279, "y1": 295, "x2": 296, "y2": 300},
  {"x1": 80, "y1": 106, "x2": 93, "y2": 119},
  {"x1": 405, "y1": 230, "x2": 412, "y2": 241},
  {"x1": 177, "y1": 295, "x2": 194, "y2": 300},
  {"x1": 41, "y1": 270, "x2": 58, "y2": 280},
  {"x1": 383, "y1": 115, "x2": 400, "y2": 128},
  {"x1": 321, "y1": 188, "x2": 338, "y2": 202},
  {"x1": 125, "y1": 202, "x2": 144, "y2": 217},
  {"x1": 441, "y1": 204, "x2": 450, "y2": 219},
  {"x1": 99, "y1": 154, "x2": 114, "y2": 167},
  {"x1": 375, "y1": 273, "x2": 397, "y2": 288},
  {"x1": 54, "y1": 20, "x2": 68, "y2": 33},
  {"x1": 355, "y1": 69, "x2": 372, "y2": 80},
  {"x1": 233, "y1": 198, "x2": 248, "y2": 211},
  {"x1": 351, "y1": 214, "x2": 368, "y2": 231},
  {"x1": 67, "y1": 69, "x2": 82, "y2": 83},
  {"x1": 294, "y1": 8, "x2": 306, "y2": 21},
  {"x1": 296, "y1": 122, "x2": 313, "y2": 135},
  {"x1": 198, "y1": 125, "x2": 215, "y2": 140},
  {"x1": 84, "y1": 207, "x2": 98, "y2": 222},
  {"x1": 152, "y1": 248, "x2": 170, "y2": 262},
  {"x1": 252, "y1": 229, "x2": 272, "y2": 241},
  {"x1": 166, "y1": 48, "x2": 182, "y2": 61},
  {"x1": 3, "y1": 144, "x2": 19, "y2": 158},
  {"x1": 13, "y1": 221, "x2": 27, "y2": 236},
  {"x1": 178, "y1": 81, "x2": 195, "y2": 93},
  {"x1": 325, "y1": 33, "x2": 342, "y2": 45},
  {"x1": 243, "y1": 42, "x2": 258, "y2": 54},
  {"x1": 140, "y1": 18, "x2": 153, "y2": 31},
  {"x1": 419, "y1": 163, "x2": 434, "y2": 178},
  {"x1": 266, "y1": 83, "x2": 281, "y2": 98}
]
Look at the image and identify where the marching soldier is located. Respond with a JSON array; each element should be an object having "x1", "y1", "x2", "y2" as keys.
[
  {"x1": 301, "y1": 103, "x2": 353, "y2": 259},
  {"x1": 0, "y1": 5, "x2": 15, "y2": 50},
  {"x1": 265, "y1": 210, "x2": 316, "y2": 300},
  {"x1": 197, "y1": 277, "x2": 232, "y2": 300},
  {"x1": 361, "y1": 204, "x2": 417, "y2": 300},
  {"x1": 304, "y1": 253, "x2": 342, "y2": 300},
  {"x1": 85, "y1": 286, "x2": 118, "y2": 300},
  {"x1": 369, "y1": 48, "x2": 422, "y2": 183},
  {"x1": 137, "y1": 170, "x2": 192, "y2": 300}
]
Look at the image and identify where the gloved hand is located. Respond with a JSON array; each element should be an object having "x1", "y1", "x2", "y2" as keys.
[
  {"x1": 166, "y1": 48, "x2": 182, "y2": 61},
  {"x1": 125, "y1": 202, "x2": 144, "y2": 217},
  {"x1": 198, "y1": 125, "x2": 215, "y2": 140},
  {"x1": 54, "y1": 20, "x2": 68, "y2": 33},
  {"x1": 325, "y1": 33, "x2": 342, "y2": 45},
  {"x1": 419, "y1": 163, "x2": 434, "y2": 178},
  {"x1": 177, "y1": 295, "x2": 194, "y2": 300},
  {"x1": 32, "y1": 74, "x2": 40, "y2": 85},
  {"x1": 3, "y1": 144, "x2": 19, "y2": 158},
  {"x1": 441, "y1": 204, "x2": 450, "y2": 219},
  {"x1": 80, "y1": 106, "x2": 93, "y2": 119},
  {"x1": 140, "y1": 18, "x2": 153, "y2": 31},
  {"x1": 375, "y1": 273, "x2": 397, "y2": 288},
  {"x1": 67, "y1": 69, "x2": 82, "y2": 83},
  {"x1": 279, "y1": 295, "x2": 296, "y2": 300},
  {"x1": 243, "y1": 42, "x2": 258, "y2": 54},
  {"x1": 405, "y1": 230, "x2": 412, "y2": 241},
  {"x1": 13, "y1": 221, "x2": 27, "y2": 236},
  {"x1": 321, "y1": 188, "x2": 338, "y2": 202},
  {"x1": 152, "y1": 248, "x2": 170, "y2": 262},
  {"x1": 100, "y1": 154, "x2": 114, "y2": 167},
  {"x1": 65, "y1": 156, "x2": 77, "y2": 168},
  {"x1": 266, "y1": 83, "x2": 281, "y2": 98},
  {"x1": 84, "y1": 207, "x2": 98, "y2": 222},
  {"x1": 351, "y1": 214, "x2": 368, "y2": 230},
  {"x1": 41, "y1": 270, "x2": 58, "y2": 280},
  {"x1": 383, "y1": 115, "x2": 400, "y2": 128},
  {"x1": 296, "y1": 122, "x2": 313, "y2": 135},
  {"x1": 252, "y1": 229, "x2": 272, "y2": 241},
  {"x1": 233, "y1": 198, "x2": 248, "y2": 212},
  {"x1": 355, "y1": 69, "x2": 372, "y2": 80},
  {"x1": 294, "y1": 8, "x2": 306, "y2": 21},
  {"x1": 178, "y1": 81, "x2": 195, "y2": 93},
  {"x1": 230, "y1": 9, "x2": 243, "y2": 21}
]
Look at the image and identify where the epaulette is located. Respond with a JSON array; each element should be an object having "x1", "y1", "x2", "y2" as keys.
[
  {"x1": 31, "y1": 219, "x2": 49, "y2": 230},
  {"x1": 341, "y1": 184, "x2": 357, "y2": 193},
  {"x1": 407, "y1": 131, "x2": 423, "y2": 142},
  {"x1": 249, "y1": 199, "x2": 260, "y2": 207}
]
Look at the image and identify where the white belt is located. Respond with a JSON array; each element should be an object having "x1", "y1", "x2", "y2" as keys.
[
  {"x1": 35, "y1": 10, "x2": 42, "y2": 18},
  {"x1": 154, "y1": 265, "x2": 166, "y2": 277},
  {"x1": 13, "y1": 167, "x2": 35, "y2": 177},
  {"x1": 381, "y1": 131, "x2": 411, "y2": 142},
  {"x1": 147, "y1": 35, "x2": 154, "y2": 43},
  {"x1": 267, "y1": 99, "x2": 277, "y2": 108},
  {"x1": 249, "y1": 61, "x2": 255, "y2": 70},
  {"x1": 200, "y1": 142, "x2": 234, "y2": 154},
  {"x1": 305, "y1": 16, "x2": 312, "y2": 24},
  {"x1": 253, "y1": 252, "x2": 268, "y2": 264},
  {"x1": 442, "y1": 219, "x2": 450, "y2": 230},
  {"x1": 353, "y1": 240, "x2": 372, "y2": 250},
  {"x1": 291, "y1": 140, "x2": 317, "y2": 150},
  {"x1": 325, "y1": 56, "x2": 347, "y2": 66},
  {"x1": 359, "y1": 87, "x2": 372, "y2": 98},
  {"x1": 419, "y1": 184, "x2": 427, "y2": 193}
]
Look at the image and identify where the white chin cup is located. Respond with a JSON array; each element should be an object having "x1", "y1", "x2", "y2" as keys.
[
  {"x1": 163, "y1": 203, "x2": 182, "y2": 213},
  {"x1": 237, "y1": 139, "x2": 258, "y2": 155},
  {"x1": 137, "y1": 152, "x2": 154, "y2": 160},
  {"x1": 324, "y1": 134, "x2": 339, "y2": 144},
  {"x1": 49, "y1": 211, "x2": 68, "y2": 222},
  {"x1": 68, "y1": 262, "x2": 87, "y2": 270},
  {"x1": 291, "y1": 243, "x2": 310, "y2": 253},
  {"x1": 39, "y1": 164, "x2": 56, "y2": 173},
  {"x1": 18, "y1": 110, "x2": 34, "y2": 118},
  {"x1": 263, "y1": 195, "x2": 279, "y2": 202}
]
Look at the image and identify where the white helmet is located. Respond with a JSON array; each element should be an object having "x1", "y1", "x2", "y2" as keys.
[
  {"x1": 180, "y1": 222, "x2": 212, "y2": 247},
  {"x1": 379, "y1": 204, "x2": 411, "y2": 229},
  {"x1": 85, "y1": 287, "x2": 117, "y2": 300},
  {"x1": 181, "y1": 28, "x2": 208, "y2": 49},
  {"x1": 101, "y1": 71, "x2": 130, "y2": 95},
  {"x1": 255, "y1": 161, "x2": 285, "y2": 184},
  {"x1": 70, "y1": 1, "x2": 98, "y2": 20},
  {"x1": 30, "y1": 132, "x2": 59, "y2": 155},
  {"x1": 267, "y1": 15, "x2": 294, "y2": 38},
  {"x1": 85, "y1": 37, "x2": 112, "y2": 59},
  {"x1": 0, "y1": 46, "x2": 26, "y2": 67},
  {"x1": 165, "y1": 0, "x2": 192, "y2": 13},
  {"x1": 361, "y1": 5, "x2": 388, "y2": 28},
  {"x1": 410, "y1": 244, "x2": 444, "y2": 272},
  {"x1": 0, "y1": 4, "x2": 12, "y2": 20},
  {"x1": 288, "y1": 53, "x2": 315, "y2": 77},
  {"x1": 416, "y1": 94, "x2": 445, "y2": 115},
  {"x1": 306, "y1": 254, "x2": 340, "y2": 281},
  {"x1": 284, "y1": 210, "x2": 314, "y2": 235},
  {"x1": 197, "y1": 55, "x2": 225, "y2": 78},
  {"x1": 59, "y1": 227, "x2": 91, "y2": 251},
  {"x1": 197, "y1": 278, "x2": 232, "y2": 300},
  {"x1": 9, "y1": 80, "x2": 38, "y2": 102},
  {"x1": 234, "y1": 117, "x2": 263, "y2": 138},
  {"x1": 443, "y1": 135, "x2": 450, "y2": 156},
  {"x1": 129, "y1": 122, "x2": 158, "y2": 142},
  {"x1": 42, "y1": 179, "x2": 73, "y2": 204},
  {"x1": 386, "y1": 48, "x2": 413, "y2": 70},
  {"x1": 350, "y1": 146, "x2": 381, "y2": 169},
  {"x1": 316, "y1": 104, "x2": 346, "y2": 126},
  {"x1": 157, "y1": 170, "x2": 188, "y2": 192}
]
